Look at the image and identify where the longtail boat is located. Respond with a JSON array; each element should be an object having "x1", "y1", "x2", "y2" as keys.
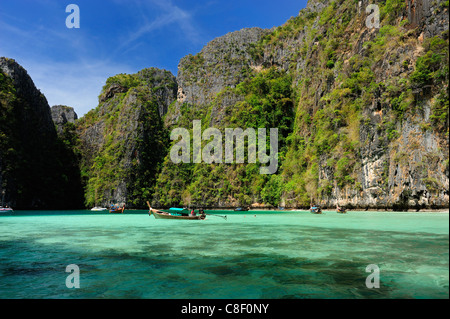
[
  {"x1": 0, "y1": 207, "x2": 13, "y2": 213},
  {"x1": 337, "y1": 207, "x2": 347, "y2": 214},
  {"x1": 310, "y1": 206, "x2": 322, "y2": 214},
  {"x1": 147, "y1": 202, "x2": 206, "y2": 220},
  {"x1": 109, "y1": 205, "x2": 125, "y2": 214},
  {"x1": 150, "y1": 208, "x2": 206, "y2": 220}
]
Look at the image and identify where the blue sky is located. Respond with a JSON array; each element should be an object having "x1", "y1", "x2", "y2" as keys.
[{"x1": 0, "y1": 0, "x2": 308, "y2": 116}]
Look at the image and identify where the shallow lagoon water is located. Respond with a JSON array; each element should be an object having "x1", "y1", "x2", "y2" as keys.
[{"x1": 0, "y1": 210, "x2": 448, "y2": 299}]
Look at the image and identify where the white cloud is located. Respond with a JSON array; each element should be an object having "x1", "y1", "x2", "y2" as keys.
[
  {"x1": 0, "y1": 0, "x2": 206, "y2": 117},
  {"x1": 117, "y1": 0, "x2": 202, "y2": 52},
  {"x1": 0, "y1": 10, "x2": 135, "y2": 117}
]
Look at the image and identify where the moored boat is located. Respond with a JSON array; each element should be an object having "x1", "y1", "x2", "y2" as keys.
[
  {"x1": 0, "y1": 206, "x2": 13, "y2": 213},
  {"x1": 1, "y1": 192, "x2": 13, "y2": 213},
  {"x1": 91, "y1": 207, "x2": 107, "y2": 212},
  {"x1": 310, "y1": 206, "x2": 322, "y2": 214},
  {"x1": 234, "y1": 207, "x2": 249, "y2": 212},
  {"x1": 109, "y1": 204, "x2": 125, "y2": 214},
  {"x1": 149, "y1": 208, "x2": 206, "y2": 220},
  {"x1": 337, "y1": 207, "x2": 347, "y2": 214},
  {"x1": 147, "y1": 202, "x2": 206, "y2": 220}
]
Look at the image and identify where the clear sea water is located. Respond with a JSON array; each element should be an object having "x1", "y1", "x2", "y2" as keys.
[{"x1": 0, "y1": 210, "x2": 448, "y2": 299}]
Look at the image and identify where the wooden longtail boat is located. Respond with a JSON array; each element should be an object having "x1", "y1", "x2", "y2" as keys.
[
  {"x1": 337, "y1": 207, "x2": 347, "y2": 214},
  {"x1": 150, "y1": 208, "x2": 206, "y2": 220},
  {"x1": 147, "y1": 202, "x2": 206, "y2": 220},
  {"x1": 109, "y1": 205, "x2": 125, "y2": 214},
  {"x1": 310, "y1": 206, "x2": 322, "y2": 214}
]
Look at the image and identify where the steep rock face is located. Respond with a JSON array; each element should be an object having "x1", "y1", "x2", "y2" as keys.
[
  {"x1": 278, "y1": 0, "x2": 449, "y2": 210},
  {"x1": 155, "y1": 0, "x2": 448, "y2": 210},
  {"x1": 51, "y1": 105, "x2": 78, "y2": 134},
  {"x1": 0, "y1": 58, "x2": 55, "y2": 135},
  {"x1": 153, "y1": 26, "x2": 295, "y2": 208},
  {"x1": 76, "y1": 68, "x2": 177, "y2": 208},
  {"x1": 4, "y1": 0, "x2": 447, "y2": 211},
  {"x1": 165, "y1": 27, "x2": 270, "y2": 126},
  {"x1": 306, "y1": 0, "x2": 331, "y2": 12},
  {"x1": 178, "y1": 27, "x2": 269, "y2": 106},
  {"x1": 351, "y1": 0, "x2": 448, "y2": 210},
  {"x1": 0, "y1": 57, "x2": 83, "y2": 209}
]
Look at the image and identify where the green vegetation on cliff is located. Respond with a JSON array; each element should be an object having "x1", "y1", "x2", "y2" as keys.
[
  {"x1": 1, "y1": 64, "x2": 83, "y2": 209},
  {"x1": 153, "y1": 68, "x2": 294, "y2": 208},
  {"x1": 153, "y1": 0, "x2": 449, "y2": 209},
  {"x1": 2, "y1": 0, "x2": 447, "y2": 210},
  {"x1": 75, "y1": 68, "x2": 175, "y2": 208}
]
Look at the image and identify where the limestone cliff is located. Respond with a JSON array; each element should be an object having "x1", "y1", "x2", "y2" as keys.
[
  {"x1": 154, "y1": 0, "x2": 449, "y2": 210},
  {"x1": 276, "y1": 0, "x2": 449, "y2": 210},
  {"x1": 51, "y1": 105, "x2": 78, "y2": 135},
  {"x1": 1, "y1": 0, "x2": 448, "y2": 211},
  {"x1": 75, "y1": 68, "x2": 177, "y2": 208},
  {"x1": 0, "y1": 57, "x2": 83, "y2": 209},
  {"x1": 165, "y1": 27, "x2": 270, "y2": 126}
]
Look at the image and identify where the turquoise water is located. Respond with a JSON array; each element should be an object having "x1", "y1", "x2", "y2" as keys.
[{"x1": 0, "y1": 210, "x2": 448, "y2": 299}]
